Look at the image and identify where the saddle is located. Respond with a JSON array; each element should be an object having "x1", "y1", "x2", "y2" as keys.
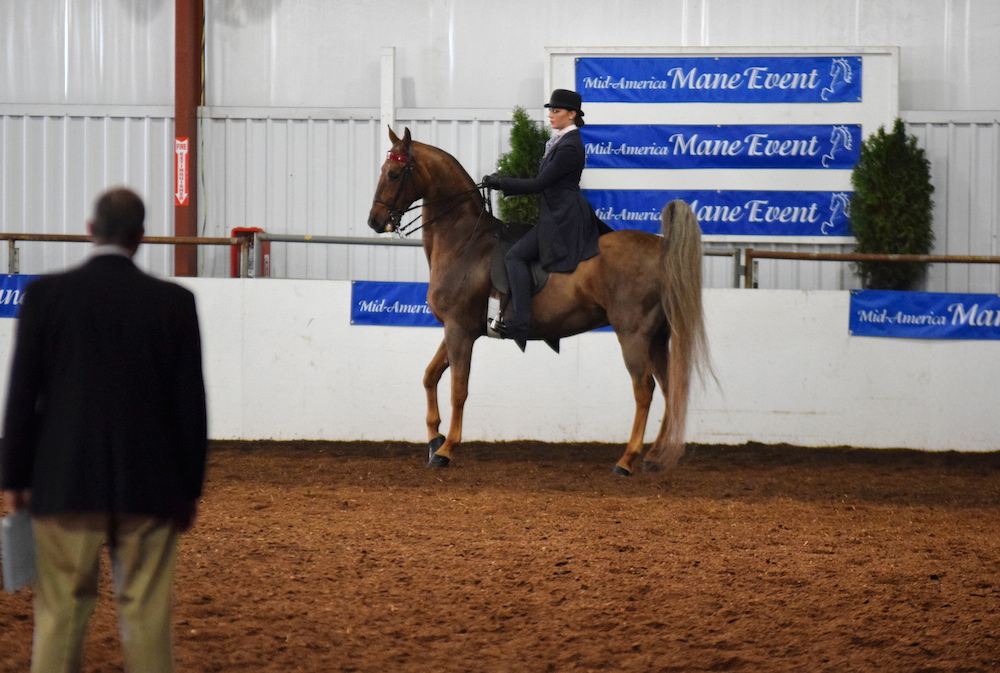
[
  {"x1": 487, "y1": 216, "x2": 612, "y2": 353},
  {"x1": 488, "y1": 223, "x2": 557, "y2": 352},
  {"x1": 489, "y1": 222, "x2": 550, "y2": 297}
]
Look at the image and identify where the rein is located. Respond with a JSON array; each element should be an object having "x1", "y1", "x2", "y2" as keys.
[
  {"x1": 372, "y1": 150, "x2": 492, "y2": 238},
  {"x1": 395, "y1": 186, "x2": 490, "y2": 238}
]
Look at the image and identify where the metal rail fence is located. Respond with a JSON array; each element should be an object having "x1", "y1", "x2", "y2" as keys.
[
  {"x1": 251, "y1": 232, "x2": 746, "y2": 287},
  {"x1": 743, "y1": 249, "x2": 1000, "y2": 289},
  {"x1": 6, "y1": 233, "x2": 999, "y2": 292},
  {"x1": 0, "y1": 234, "x2": 250, "y2": 277}
]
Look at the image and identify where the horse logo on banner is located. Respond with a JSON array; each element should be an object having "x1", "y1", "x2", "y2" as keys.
[
  {"x1": 822, "y1": 125, "x2": 854, "y2": 168},
  {"x1": 822, "y1": 192, "x2": 852, "y2": 235},
  {"x1": 822, "y1": 57, "x2": 854, "y2": 101}
]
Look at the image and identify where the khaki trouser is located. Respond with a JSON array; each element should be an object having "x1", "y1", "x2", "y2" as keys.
[{"x1": 31, "y1": 514, "x2": 180, "y2": 673}]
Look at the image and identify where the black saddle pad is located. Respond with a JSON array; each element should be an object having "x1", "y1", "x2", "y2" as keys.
[{"x1": 490, "y1": 223, "x2": 549, "y2": 296}]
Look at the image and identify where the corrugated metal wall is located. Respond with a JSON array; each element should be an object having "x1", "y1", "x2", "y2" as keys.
[
  {"x1": 0, "y1": 106, "x2": 177, "y2": 276},
  {"x1": 4, "y1": 107, "x2": 998, "y2": 291},
  {"x1": 907, "y1": 114, "x2": 1000, "y2": 293},
  {"x1": 2, "y1": 1, "x2": 999, "y2": 290},
  {"x1": 199, "y1": 112, "x2": 385, "y2": 280},
  {"x1": 199, "y1": 110, "x2": 524, "y2": 282},
  {"x1": 196, "y1": 109, "x2": 1000, "y2": 291}
]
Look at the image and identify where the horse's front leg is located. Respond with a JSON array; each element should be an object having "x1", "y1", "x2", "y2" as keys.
[
  {"x1": 426, "y1": 328, "x2": 476, "y2": 468},
  {"x1": 424, "y1": 340, "x2": 450, "y2": 459}
]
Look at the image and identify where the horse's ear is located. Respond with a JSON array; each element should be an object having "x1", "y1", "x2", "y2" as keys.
[
  {"x1": 388, "y1": 126, "x2": 400, "y2": 144},
  {"x1": 402, "y1": 128, "x2": 413, "y2": 159}
]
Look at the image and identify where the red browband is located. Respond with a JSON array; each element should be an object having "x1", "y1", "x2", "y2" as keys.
[{"x1": 387, "y1": 151, "x2": 410, "y2": 163}]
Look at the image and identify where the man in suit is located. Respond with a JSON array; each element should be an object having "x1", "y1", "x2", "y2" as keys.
[
  {"x1": 0, "y1": 187, "x2": 208, "y2": 673},
  {"x1": 482, "y1": 89, "x2": 601, "y2": 349}
]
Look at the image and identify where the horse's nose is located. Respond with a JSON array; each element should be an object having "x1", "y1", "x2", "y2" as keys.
[{"x1": 367, "y1": 209, "x2": 386, "y2": 233}]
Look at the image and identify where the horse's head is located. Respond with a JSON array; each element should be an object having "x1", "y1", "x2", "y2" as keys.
[
  {"x1": 831, "y1": 57, "x2": 853, "y2": 83},
  {"x1": 368, "y1": 127, "x2": 421, "y2": 234}
]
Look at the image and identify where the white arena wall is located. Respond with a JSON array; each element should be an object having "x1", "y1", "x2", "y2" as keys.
[{"x1": 1, "y1": 280, "x2": 992, "y2": 453}]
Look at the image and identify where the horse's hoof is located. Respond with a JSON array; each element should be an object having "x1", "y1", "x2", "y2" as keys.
[
  {"x1": 641, "y1": 461, "x2": 663, "y2": 473},
  {"x1": 428, "y1": 435, "x2": 446, "y2": 461},
  {"x1": 612, "y1": 465, "x2": 632, "y2": 477},
  {"x1": 427, "y1": 454, "x2": 451, "y2": 469}
]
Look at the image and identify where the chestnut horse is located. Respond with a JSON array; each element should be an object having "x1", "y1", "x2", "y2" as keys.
[{"x1": 367, "y1": 128, "x2": 710, "y2": 476}]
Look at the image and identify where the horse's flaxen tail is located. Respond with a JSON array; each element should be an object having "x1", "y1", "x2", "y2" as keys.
[{"x1": 648, "y1": 200, "x2": 713, "y2": 469}]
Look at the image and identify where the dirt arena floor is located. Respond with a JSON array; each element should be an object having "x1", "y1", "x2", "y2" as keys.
[{"x1": 2, "y1": 440, "x2": 999, "y2": 672}]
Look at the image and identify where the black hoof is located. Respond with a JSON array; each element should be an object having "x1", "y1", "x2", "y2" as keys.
[
  {"x1": 641, "y1": 461, "x2": 663, "y2": 473},
  {"x1": 612, "y1": 465, "x2": 632, "y2": 477},
  {"x1": 427, "y1": 454, "x2": 451, "y2": 469},
  {"x1": 428, "y1": 435, "x2": 446, "y2": 462}
]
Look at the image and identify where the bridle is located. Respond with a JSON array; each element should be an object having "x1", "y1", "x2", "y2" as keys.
[
  {"x1": 372, "y1": 149, "x2": 491, "y2": 238},
  {"x1": 371, "y1": 150, "x2": 417, "y2": 235}
]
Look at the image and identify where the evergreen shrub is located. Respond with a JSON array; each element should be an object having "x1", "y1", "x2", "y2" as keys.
[
  {"x1": 850, "y1": 118, "x2": 935, "y2": 290},
  {"x1": 495, "y1": 106, "x2": 550, "y2": 225}
]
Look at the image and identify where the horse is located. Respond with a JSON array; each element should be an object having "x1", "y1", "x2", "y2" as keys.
[{"x1": 367, "y1": 127, "x2": 711, "y2": 476}]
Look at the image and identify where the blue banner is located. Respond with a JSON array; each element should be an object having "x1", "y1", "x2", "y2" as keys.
[
  {"x1": 349, "y1": 281, "x2": 615, "y2": 333},
  {"x1": 0, "y1": 275, "x2": 37, "y2": 319},
  {"x1": 351, "y1": 281, "x2": 441, "y2": 327},
  {"x1": 577, "y1": 56, "x2": 862, "y2": 104},
  {"x1": 581, "y1": 124, "x2": 860, "y2": 170},
  {"x1": 585, "y1": 189, "x2": 853, "y2": 237},
  {"x1": 849, "y1": 290, "x2": 1000, "y2": 340}
]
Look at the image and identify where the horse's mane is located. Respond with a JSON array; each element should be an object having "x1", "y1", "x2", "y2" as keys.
[{"x1": 412, "y1": 141, "x2": 479, "y2": 191}]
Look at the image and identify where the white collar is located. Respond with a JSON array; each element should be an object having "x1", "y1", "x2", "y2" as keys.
[{"x1": 90, "y1": 244, "x2": 133, "y2": 259}]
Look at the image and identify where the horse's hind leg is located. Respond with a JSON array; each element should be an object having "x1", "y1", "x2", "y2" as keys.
[
  {"x1": 424, "y1": 340, "x2": 450, "y2": 460},
  {"x1": 614, "y1": 334, "x2": 655, "y2": 476},
  {"x1": 644, "y1": 333, "x2": 684, "y2": 473}
]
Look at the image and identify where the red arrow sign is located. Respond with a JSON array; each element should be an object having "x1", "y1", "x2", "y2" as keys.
[{"x1": 174, "y1": 138, "x2": 190, "y2": 206}]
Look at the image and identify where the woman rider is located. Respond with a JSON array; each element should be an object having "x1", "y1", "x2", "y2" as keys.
[{"x1": 482, "y1": 89, "x2": 601, "y2": 350}]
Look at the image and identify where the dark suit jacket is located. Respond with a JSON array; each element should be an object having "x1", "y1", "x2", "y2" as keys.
[
  {"x1": 496, "y1": 128, "x2": 601, "y2": 273},
  {"x1": 0, "y1": 253, "x2": 208, "y2": 520}
]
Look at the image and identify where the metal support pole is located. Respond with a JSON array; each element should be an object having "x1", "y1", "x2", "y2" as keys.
[
  {"x1": 240, "y1": 240, "x2": 250, "y2": 278},
  {"x1": 253, "y1": 231, "x2": 264, "y2": 278},
  {"x1": 174, "y1": 0, "x2": 204, "y2": 277},
  {"x1": 380, "y1": 47, "x2": 396, "y2": 145},
  {"x1": 8, "y1": 239, "x2": 18, "y2": 275}
]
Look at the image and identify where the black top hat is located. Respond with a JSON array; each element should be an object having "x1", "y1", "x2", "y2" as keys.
[{"x1": 545, "y1": 89, "x2": 584, "y2": 116}]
